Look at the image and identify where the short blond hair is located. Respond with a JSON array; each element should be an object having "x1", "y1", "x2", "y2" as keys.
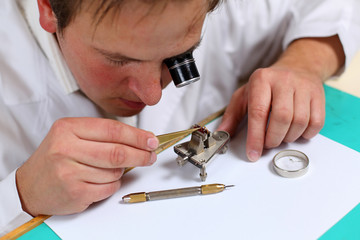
[{"x1": 49, "y1": 0, "x2": 223, "y2": 33}]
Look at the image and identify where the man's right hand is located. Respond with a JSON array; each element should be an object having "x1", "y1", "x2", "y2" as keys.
[{"x1": 16, "y1": 118, "x2": 159, "y2": 216}]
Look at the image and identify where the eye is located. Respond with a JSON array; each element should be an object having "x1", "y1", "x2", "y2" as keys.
[{"x1": 106, "y1": 58, "x2": 130, "y2": 67}]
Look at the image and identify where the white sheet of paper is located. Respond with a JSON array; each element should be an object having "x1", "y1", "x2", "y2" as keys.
[{"x1": 46, "y1": 121, "x2": 360, "y2": 239}]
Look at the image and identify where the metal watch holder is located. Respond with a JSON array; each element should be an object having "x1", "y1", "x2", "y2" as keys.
[{"x1": 174, "y1": 125, "x2": 230, "y2": 181}]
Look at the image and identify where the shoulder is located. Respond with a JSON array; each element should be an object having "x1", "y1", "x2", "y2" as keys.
[{"x1": 0, "y1": 0, "x2": 51, "y2": 105}]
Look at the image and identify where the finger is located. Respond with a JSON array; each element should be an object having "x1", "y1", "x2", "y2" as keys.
[
  {"x1": 53, "y1": 118, "x2": 158, "y2": 151},
  {"x1": 302, "y1": 89, "x2": 325, "y2": 139},
  {"x1": 78, "y1": 180, "x2": 122, "y2": 205},
  {"x1": 54, "y1": 180, "x2": 122, "y2": 215},
  {"x1": 217, "y1": 87, "x2": 248, "y2": 136},
  {"x1": 284, "y1": 90, "x2": 310, "y2": 142},
  {"x1": 264, "y1": 87, "x2": 294, "y2": 148},
  {"x1": 246, "y1": 73, "x2": 272, "y2": 161},
  {"x1": 74, "y1": 162, "x2": 125, "y2": 184},
  {"x1": 67, "y1": 139, "x2": 157, "y2": 168},
  {"x1": 90, "y1": 180, "x2": 122, "y2": 203}
]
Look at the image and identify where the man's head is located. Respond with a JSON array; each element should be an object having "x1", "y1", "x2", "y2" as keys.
[{"x1": 37, "y1": 0, "x2": 221, "y2": 116}]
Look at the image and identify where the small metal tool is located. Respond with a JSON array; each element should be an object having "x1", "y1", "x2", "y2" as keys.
[
  {"x1": 156, "y1": 127, "x2": 201, "y2": 147},
  {"x1": 122, "y1": 184, "x2": 234, "y2": 203},
  {"x1": 174, "y1": 125, "x2": 230, "y2": 181}
]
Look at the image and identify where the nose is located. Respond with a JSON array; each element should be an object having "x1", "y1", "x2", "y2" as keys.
[{"x1": 128, "y1": 62, "x2": 164, "y2": 106}]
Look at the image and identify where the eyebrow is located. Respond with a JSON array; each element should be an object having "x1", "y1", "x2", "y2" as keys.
[
  {"x1": 94, "y1": 39, "x2": 202, "y2": 62},
  {"x1": 168, "y1": 39, "x2": 202, "y2": 59},
  {"x1": 95, "y1": 48, "x2": 142, "y2": 62}
]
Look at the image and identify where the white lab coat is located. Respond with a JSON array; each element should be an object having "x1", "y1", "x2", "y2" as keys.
[{"x1": 1, "y1": 0, "x2": 359, "y2": 235}]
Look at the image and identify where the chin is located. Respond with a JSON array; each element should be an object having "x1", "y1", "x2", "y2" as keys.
[
  {"x1": 108, "y1": 107, "x2": 144, "y2": 117},
  {"x1": 95, "y1": 99, "x2": 146, "y2": 117}
]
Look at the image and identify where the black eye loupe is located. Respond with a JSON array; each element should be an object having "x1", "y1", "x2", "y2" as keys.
[{"x1": 164, "y1": 51, "x2": 200, "y2": 88}]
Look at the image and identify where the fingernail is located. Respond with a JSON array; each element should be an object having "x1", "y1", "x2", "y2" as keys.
[
  {"x1": 217, "y1": 119, "x2": 229, "y2": 131},
  {"x1": 248, "y1": 150, "x2": 260, "y2": 162},
  {"x1": 148, "y1": 152, "x2": 157, "y2": 165},
  {"x1": 147, "y1": 137, "x2": 159, "y2": 150}
]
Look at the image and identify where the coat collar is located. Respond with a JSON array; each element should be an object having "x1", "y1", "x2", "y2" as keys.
[{"x1": 16, "y1": 0, "x2": 79, "y2": 94}]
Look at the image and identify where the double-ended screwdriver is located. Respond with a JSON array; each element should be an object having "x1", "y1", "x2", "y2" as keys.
[{"x1": 122, "y1": 183, "x2": 234, "y2": 203}]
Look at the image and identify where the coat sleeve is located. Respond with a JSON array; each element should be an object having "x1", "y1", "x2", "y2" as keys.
[
  {"x1": 283, "y1": 0, "x2": 360, "y2": 67},
  {"x1": 0, "y1": 0, "x2": 36, "y2": 236},
  {"x1": 0, "y1": 170, "x2": 32, "y2": 237}
]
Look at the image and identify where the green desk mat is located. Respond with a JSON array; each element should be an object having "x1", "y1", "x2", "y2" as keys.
[
  {"x1": 18, "y1": 85, "x2": 360, "y2": 240},
  {"x1": 321, "y1": 85, "x2": 360, "y2": 152},
  {"x1": 319, "y1": 203, "x2": 360, "y2": 240},
  {"x1": 17, "y1": 224, "x2": 59, "y2": 240}
]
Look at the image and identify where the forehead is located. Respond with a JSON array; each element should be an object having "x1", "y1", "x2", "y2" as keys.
[
  {"x1": 87, "y1": 0, "x2": 198, "y2": 26},
  {"x1": 68, "y1": 0, "x2": 207, "y2": 60}
]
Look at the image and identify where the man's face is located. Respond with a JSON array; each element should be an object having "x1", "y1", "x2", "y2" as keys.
[{"x1": 55, "y1": 1, "x2": 207, "y2": 116}]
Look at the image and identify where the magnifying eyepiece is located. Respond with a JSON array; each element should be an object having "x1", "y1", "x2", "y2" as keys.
[{"x1": 164, "y1": 52, "x2": 200, "y2": 88}]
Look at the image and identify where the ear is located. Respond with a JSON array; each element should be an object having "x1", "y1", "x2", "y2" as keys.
[{"x1": 37, "y1": 0, "x2": 57, "y2": 33}]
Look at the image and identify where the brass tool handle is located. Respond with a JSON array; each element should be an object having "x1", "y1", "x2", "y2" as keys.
[
  {"x1": 149, "y1": 184, "x2": 229, "y2": 200},
  {"x1": 122, "y1": 184, "x2": 234, "y2": 203},
  {"x1": 201, "y1": 184, "x2": 226, "y2": 195}
]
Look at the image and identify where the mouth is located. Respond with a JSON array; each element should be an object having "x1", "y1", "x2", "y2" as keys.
[{"x1": 120, "y1": 98, "x2": 146, "y2": 110}]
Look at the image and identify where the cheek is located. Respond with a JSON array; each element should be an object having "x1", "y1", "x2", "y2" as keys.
[
  {"x1": 161, "y1": 64, "x2": 172, "y2": 88},
  {"x1": 76, "y1": 56, "x2": 128, "y2": 93},
  {"x1": 59, "y1": 39, "x2": 126, "y2": 92},
  {"x1": 83, "y1": 65, "x2": 116, "y2": 87}
]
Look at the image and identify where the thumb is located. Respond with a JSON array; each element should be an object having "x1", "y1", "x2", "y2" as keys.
[{"x1": 217, "y1": 88, "x2": 248, "y2": 136}]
